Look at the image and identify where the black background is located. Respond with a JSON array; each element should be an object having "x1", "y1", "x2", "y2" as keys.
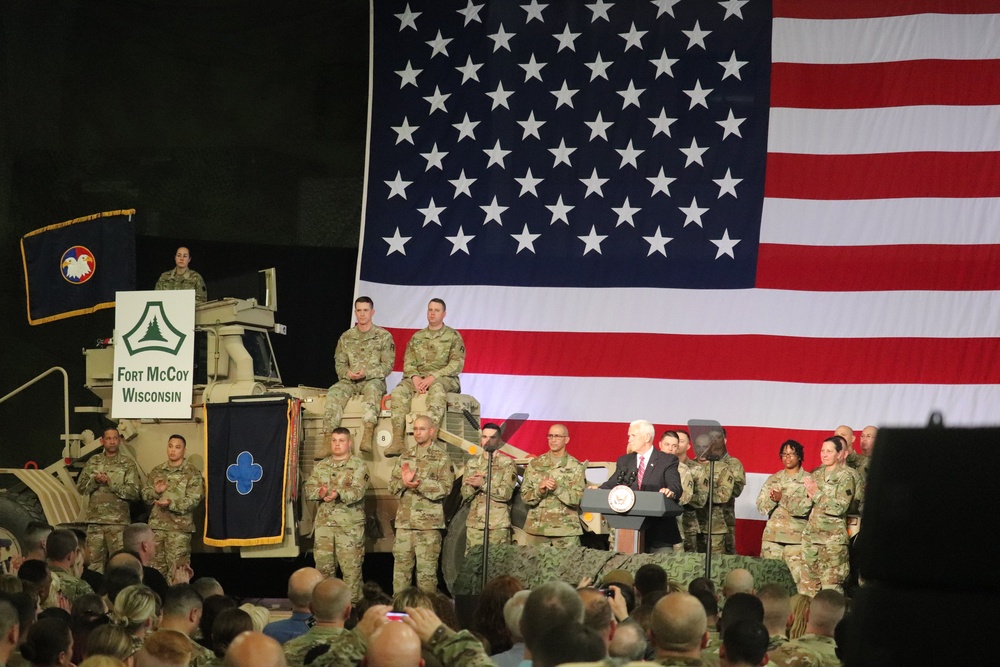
[{"x1": 1, "y1": 0, "x2": 374, "y2": 595}]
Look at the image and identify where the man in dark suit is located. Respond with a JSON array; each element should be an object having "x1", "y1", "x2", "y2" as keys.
[{"x1": 600, "y1": 419, "x2": 683, "y2": 552}]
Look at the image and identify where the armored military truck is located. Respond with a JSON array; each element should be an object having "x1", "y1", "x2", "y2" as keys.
[
  {"x1": 0, "y1": 269, "x2": 492, "y2": 559},
  {"x1": 1, "y1": 269, "x2": 601, "y2": 586}
]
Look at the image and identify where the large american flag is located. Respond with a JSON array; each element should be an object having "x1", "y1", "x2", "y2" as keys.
[{"x1": 356, "y1": 0, "x2": 1000, "y2": 553}]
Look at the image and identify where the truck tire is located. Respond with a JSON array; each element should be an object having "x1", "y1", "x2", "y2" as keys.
[{"x1": 0, "y1": 492, "x2": 46, "y2": 559}]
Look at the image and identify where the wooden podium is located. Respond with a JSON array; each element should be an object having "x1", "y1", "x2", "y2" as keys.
[{"x1": 582, "y1": 488, "x2": 683, "y2": 554}]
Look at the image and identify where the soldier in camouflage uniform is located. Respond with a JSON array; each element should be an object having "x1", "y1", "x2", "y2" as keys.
[
  {"x1": 77, "y1": 426, "x2": 141, "y2": 573},
  {"x1": 379, "y1": 606, "x2": 495, "y2": 667},
  {"x1": 694, "y1": 429, "x2": 745, "y2": 554},
  {"x1": 283, "y1": 578, "x2": 362, "y2": 667},
  {"x1": 154, "y1": 246, "x2": 207, "y2": 302},
  {"x1": 768, "y1": 589, "x2": 844, "y2": 667},
  {"x1": 677, "y1": 430, "x2": 708, "y2": 552},
  {"x1": 648, "y1": 592, "x2": 715, "y2": 666},
  {"x1": 304, "y1": 428, "x2": 370, "y2": 602},
  {"x1": 141, "y1": 434, "x2": 205, "y2": 577},
  {"x1": 389, "y1": 415, "x2": 456, "y2": 594},
  {"x1": 520, "y1": 424, "x2": 585, "y2": 546},
  {"x1": 833, "y1": 426, "x2": 865, "y2": 535},
  {"x1": 462, "y1": 423, "x2": 518, "y2": 554},
  {"x1": 756, "y1": 440, "x2": 812, "y2": 589},
  {"x1": 388, "y1": 298, "x2": 465, "y2": 457},
  {"x1": 158, "y1": 584, "x2": 215, "y2": 667},
  {"x1": 799, "y1": 438, "x2": 856, "y2": 596},
  {"x1": 659, "y1": 431, "x2": 699, "y2": 553},
  {"x1": 323, "y1": 297, "x2": 396, "y2": 453},
  {"x1": 45, "y1": 528, "x2": 94, "y2": 605},
  {"x1": 853, "y1": 425, "x2": 877, "y2": 512}
]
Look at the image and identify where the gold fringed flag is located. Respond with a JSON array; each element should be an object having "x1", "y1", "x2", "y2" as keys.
[
  {"x1": 20, "y1": 210, "x2": 136, "y2": 325},
  {"x1": 203, "y1": 399, "x2": 294, "y2": 547}
]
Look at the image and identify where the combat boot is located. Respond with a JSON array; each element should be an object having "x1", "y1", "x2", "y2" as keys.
[
  {"x1": 359, "y1": 422, "x2": 374, "y2": 453},
  {"x1": 383, "y1": 425, "x2": 405, "y2": 457}
]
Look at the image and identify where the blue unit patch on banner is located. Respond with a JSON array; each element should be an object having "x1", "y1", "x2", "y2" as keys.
[{"x1": 226, "y1": 451, "x2": 264, "y2": 496}]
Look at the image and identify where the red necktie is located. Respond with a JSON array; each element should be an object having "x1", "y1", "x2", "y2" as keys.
[{"x1": 637, "y1": 455, "x2": 645, "y2": 488}]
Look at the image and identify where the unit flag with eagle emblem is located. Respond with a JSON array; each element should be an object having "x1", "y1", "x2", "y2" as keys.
[{"x1": 20, "y1": 209, "x2": 136, "y2": 325}]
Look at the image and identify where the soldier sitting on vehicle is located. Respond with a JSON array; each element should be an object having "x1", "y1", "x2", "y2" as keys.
[
  {"x1": 387, "y1": 298, "x2": 465, "y2": 457},
  {"x1": 323, "y1": 296, "x2": 396, "y2": 453}
]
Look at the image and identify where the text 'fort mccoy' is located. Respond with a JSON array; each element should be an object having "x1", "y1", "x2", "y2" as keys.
[{"x1": 116, "y1": 366, "x2": 191, "y2": 382}]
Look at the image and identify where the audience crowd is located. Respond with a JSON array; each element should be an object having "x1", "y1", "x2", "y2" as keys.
[{"x1": 0, "y1": 521, "x2": 856, "y2": 667}]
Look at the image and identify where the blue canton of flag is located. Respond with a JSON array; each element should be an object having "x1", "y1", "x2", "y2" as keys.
[{"x1": 361, "y1": 0, "x2": 769, "y2": 289}]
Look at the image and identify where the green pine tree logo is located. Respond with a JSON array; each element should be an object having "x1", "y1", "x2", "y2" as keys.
[{"x1": 139, "y1": 316, "x2": 168, "y2": 343}]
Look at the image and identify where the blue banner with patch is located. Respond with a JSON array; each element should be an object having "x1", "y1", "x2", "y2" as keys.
[
  {"x1": 204, "y1": 399, "x2": 293, "y2": 547},
  {"x1": 20, "y1": 210, "x2": 136, "y2": 325}
]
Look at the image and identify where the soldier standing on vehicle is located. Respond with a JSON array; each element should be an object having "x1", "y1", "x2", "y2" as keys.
[
  {"x1": 141, "y1": 434, "x2": 205, "y2": 578},
  {"x1": 520, "y1": 424, "x2": 586, "y2": 546},
  {"x1": 323, "y1": 297, "x2": 396, "y2": 453},
  {"x1": 388, "y1": 415, "x2": 455, "y2": 594},
  {"x1": 304, "y1": 427, "x2": 370, "y2": 602},
  {"x1": 154, "y1": 246, "x2": 207, "y2": 303},
  {"x1": 462, "y1": 423, "x2": 518, "y2": 555},
  {"x1": 77, "y1": 426, "x2": 141, "y2": 573},
  {"x1": 387, "y1": 298, "x2": 465, "y2": 457}
]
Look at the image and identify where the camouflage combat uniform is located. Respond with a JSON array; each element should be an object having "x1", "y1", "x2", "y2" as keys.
[
  {"x1": 49, "y1": 564, "x2": 94, "y2": 604},
  {"x1": 799, "y1": 466, "x2": 856, "y2": 595},
  {"x1": 185, "y1": 635, "x2": 215, "y2": 667},
  {"x1": 284, "y1": 626, "x2": 343, "y2": 667},
  {"x1": 308, "y1": 626, "x2": 369, "y2": 667},
  {"x1": 389, "y1": 442, "x2": 456, "y2": 593},
  {"x1": 141, "y1": 458, "x2": 204, "y2": 577},
  {"x1": 756, "y1": 468, "x2": 813, "y2": 587},
  {"x1": 155, "y1": 268, "x2": 207, "y2": 302},
  {"x1": 426, "y1": 624, "x2": 496, "y2": 667},
  {"x1": 768, "y1": 633, "x2": 839, "y2": 667},
  {"x1": 390, "y1": 325, "x2": 465, "y2": 438},
  {"x1": 695, "y1": 454, "x2": 744, "y2": 554},
  {"x1": 674, "y1": 458, "x2": 706, "y2": 553},
  {"x1": 682, "y1": 460, "x2": 708, "y2": 552},
  {"x1": 304, "y1": 455, "x2": 370, "y2": 601},
  {"x1": 324, "y1": 325, "x2": 395, "y2": 433},
  {"x1": 842, "y1": 463, "x2": 865, "y2": 535},
  {"x1": 854, "y1": 455, "x2": 870, "y2": 513},
  {"x1": 520, "y1": 450, "x2": 585, "y2": 546},
  {"x1": 462, "y1": 451, "x2": 518, "y2": 554},
  {"x1": 76, "y1": 451, "x2": 141, "y2": 573}
]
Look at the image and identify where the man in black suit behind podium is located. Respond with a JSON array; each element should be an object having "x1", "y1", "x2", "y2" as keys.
[{"x1": 600, "y1": 419, "x2": 683, "y2": 552}]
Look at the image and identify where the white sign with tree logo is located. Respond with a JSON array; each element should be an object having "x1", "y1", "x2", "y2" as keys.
[{"x1": 112, "y1": 290, "x2": 195, "y2": 418}]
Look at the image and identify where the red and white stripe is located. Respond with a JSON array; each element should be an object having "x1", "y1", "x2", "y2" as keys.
[{"x1": 356, "y1": 1, "x2": 1000, "y2": 554}]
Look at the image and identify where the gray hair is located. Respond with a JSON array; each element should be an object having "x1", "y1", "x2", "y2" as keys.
[
  {"x1": 630, "y1": 420, "x2": 655, "y2": 443},
  {"x1": 504, "y1": 590, "x2": 531, "y2": 641}
]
